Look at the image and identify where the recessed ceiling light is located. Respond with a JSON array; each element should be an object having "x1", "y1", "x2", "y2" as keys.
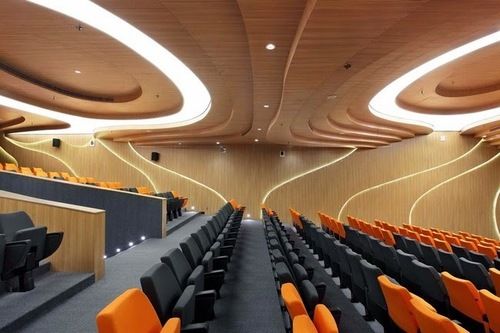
[
  {"x1": 327, "y1": 95, "x2": 337, "y2": 100},
  {"x1": 254, "y1": 138, "x2": 259, "y2": 142},
  {"x1": 265, "y1": 43, "x2": 276, "y2": 50},
  {"x1": 216, "y1": 141, "x2": 220, "y2": 145},
  {"x1": 257, "y1": 128, "x2": 262, "y2": 131},
  {"x1": 74, "y1": 69, "x2": 81, "y2": 74},
  {"x1": 263, "y1": 104, "x2": 270, "y2": 108}
]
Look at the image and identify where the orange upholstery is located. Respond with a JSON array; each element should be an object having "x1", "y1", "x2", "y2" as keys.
[
  {"x1": 381, "y1": 229, "x2": 396, "y2": 246},
  {"x1": 48, "y1": 171, "x2": 61, "y2": 178},
  {"x1": 420, "y1": 234, "x2": 435, "y2": 247},
  {"x1": 77, "y1": 177, "x2": 88, "y2": 184},
  {"x1": 107, "y1": 182, "x2": 123, "y2": 189},
  {"x1": 459, "y1": 239, "x2": 478, "y2": 252},
  {"x1": 489, "y1": 268, "x2": 500, "y2": 297},
  {"x1": 465, "y1": 237, "x2": 480, "y2": 245},
  {"x1": 86, "y1": 177, "x2": 97, "y2": 183},
  {"x1": 432, "y1": 232, "x2": 446, "y2": 241},
  {"x1": 96, "y1": 288, "x2": 176, "y2": 333},
  {"x1": 20, "y1": 167, "x2": 34, "y2": 175},
  {"x1": 453, "y1": 232, "x2": 465, "y2": 239},
  {"x1": 290, "y1": 209, "x2": 303, "y2": 229},
  {"x1": 67, "y1": 176, "x2": 79, "y2": 183},
  {"x1": 378, "y1": 275, "x2": 419, "y2": 333},
  {"x1": 479, "y1": 290, "x2": 500, "y2": 333},
  {"x1": 161, "y1": 318, "x2": 181, "y2": 333},
  {"x1": 371, "y1": 226, "x2": 385, "y2": 241},
  {"x1": 477, "y1": 244, "x2": 497, "y2": 260},
  {"x1": 403, "y1": 223, "x2": 414, "y2": 231},
  {"x1": 434, "y1": 239, "x2": 452, "y2": 253},
  {"x1": 229, "y1": 199, "x2": 240, "y2": 209},
  {"x1": 281, "y1": 283, "x2": 308, "y2": 320},
  {"x1": 0, "y1": 163, "x2": 3, "y2": 170},
  {"x1": 400, "y1": 228, "x2": 409, "y2": 237},
  {"x1": 60, "y1": 172, "x2": 71, "y2": 179},
  {"x1": 136, "y1": 186, "x2": 152, "y2": 195},
  {"x1": 97, "y1": 182, "x2": 108, "y2": 187},
  {"x1": 4, "y1": 163, "x2": 18, "y2": 172},
  {"x1": 313, "y1": 304, "x2": 339, "y2": 333},
  {"x1": 413, "y1": 226, "x2": 423, "y2": 234},
  {"x1": 441, "y1": 272, "x2": 487, "y2": 329},
  {"x1": 459, "y1": 231, "x2": 472, "y2": 238},
  {"x1": 409, "y1": 297, "x2": 469, "y2": 333},
  {"x1": 445, "y1": 235, "x2": 461, "y2": 246},
  {"x1": 333, "y1": 219, "x2": 346, "y2": 239},
  {"x1": 420, "y1": 228, "x2": 433, "y2": 237},
  {"x1": 406, "y1": 230, "x2": 421, "y2": 242},
  {"x1": 293, "y1": 315, "x2": 318, "y2": 333},
  {"x1": 35, "y1": 170, "x2": 48, "y2": 177},
  {"x1": 375, "y1": 220, "x2": 383, "y2": 228}
]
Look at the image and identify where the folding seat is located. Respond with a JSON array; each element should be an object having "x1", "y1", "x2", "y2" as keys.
[
  {"x1": 357, "y1": 232, "x2": 374, "y2": 261},
  {"x1": 406, "y1": 230, "x2": 421, "y2": 242},
  {"x1": 479, "y1": 290, "x2": 500, "y2": 333},
  {"x1": 452, "y1": 244, "x2": 471, "y2": 260},
  {"x1": 281, "y1": 281, "x2": 327, "y2": 320},
  {"x1": 161, "y1": 248, "x2": 224, "y2": 296},
  {"x1": 67, "y1": 176, "x2": 79, "y2": 183},
  {"x1": 445, "y1": 235, "x2": 462, "y2": 247},
  {"x1": 96, "y1": 288, "x2": 182, "y2": 333},
  {"x1": 20, "y1": 167, "x2": 34, "y2": 175},
  {"x1": 0, "y1": 211, "x2": 63, "y2": 291},
  {"x1": 420, "y1": 234, "x2": 435, "y2": 247},
  {"x1": 420, "y1": 242, "x2": 442, "y2": 271},
  {"x1": 402, "y1": 223, "x2": 413, "y2": 231},
  {"x1": 359, "y1": 259, "x2": 388, "y2": 326},
  {"x1": 375, "y1": 242, "x2": 400, "y2": 280},
  {"x1": 0, "y1": 234, "x2": 31, "y2": 288},
  {"x1": 435, "y1": 239, "x2": 453, "y2": 253},
  {"x1": 410, "y1": 260, "x2": 449, "y2": 313},
  {"x1": 477, "y1": 243, "x2": 497, "y2": 260},
  {"x1": 380, "y1": 229, "x2": 396, "y2": 246},
  {"x1": 490, "y1": 268, "x2": 500, "y2": 296},
  {"x1": 324, "y1": 239, "x2": 341, "y2": 277},
  {"x1": 319, "y1": 233, "x2": 335, "y2": 270},
  {"x1": 344, "y1": 226, "x2": 361, "y2": 253},
  {"x1": 191, "y1": 229, "x2": 230, "y2": 269},
  {"x1": 335, "y1": 242, "x2": 352, "y2": 288},
  {"x1": 459, "y1": 231, "x2": 472, "y2": 238},
  {"x1": 397, "y1": 250, "x2": 420, "y2": 292},
  {"x1": 404, "y1": 237, "x2": 424, "y2": 261},
  {"x1": 377, "y1": 275, "x2": 419, "y2": 333},
  {"x1": 4, "y1": 163, "x2": 18, "y2": 172},
  {"x1": 292, "y1": 314, "x2": 317, "y2": 333},
  {"x1": 459, "y1": 258, "x2": 494, "y2": 292},
  {"x1": 441, "y1": 272, "x2": 489, "y2": 333},
  {"x1": 48, "y1": 171, "x2": 61, "y2": 179},
  {"x1": 345, "y1": 248, "x2": 366, "y2": 304},
  {"x1": 200, "y1": 225, "x2": 234, "y2": 256},
  {"x1": 180, "y1": 236, "x2": 227, "y2": 273},
  {"x1": 409, "y1": 297, "x2": 468, "y2": 333},
  {"x1": 333, "y1": 219, "x2": 346, "y2": 240},
  {"x1": 140, "y1": 263, "x2": 214, "y2": 331},
  {"x1": 420, "y1": 228, "x2": 432, "y2": 237},
  {"x1": 394, "y1": 233, "x2": 408, "y2": 252},
  {"x1": 459, "y1": 239, "x2": 479, "y2": 252},
  {"x1": 468, "y1": 251, "x2": 492, "y2": 269},
  {"x1": 432, "y1": 232, "x2": 446, "y2": 241},
  {"x1": 438, "y1": 250, "x2": 464, "y2": 278},
  {"x1": 293, "y1": 304, "x2": 339, "y2": 333},
  {"x1": 371, "y1": 226, "x2": 385, "y2": 241}
]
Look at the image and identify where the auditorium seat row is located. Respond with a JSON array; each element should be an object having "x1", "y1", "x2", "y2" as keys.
[
  {"x1": 97, "y1": 201, "x2": 244, "y2": 333},
  {"x1": 0, "y1": 211, "x2": 63, "y2": 292},
  {"x1": 293, "y1": 209, "x2": 500, "y2": 333}
]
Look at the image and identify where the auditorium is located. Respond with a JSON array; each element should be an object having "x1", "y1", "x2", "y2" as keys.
[{"x1": 0, "y1": 1, "x2": 499, "y2": 332}]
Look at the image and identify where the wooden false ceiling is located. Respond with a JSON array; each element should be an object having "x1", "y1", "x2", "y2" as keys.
[{"x1": 1, "y1": 0, "x2": 500, "y2": 148}]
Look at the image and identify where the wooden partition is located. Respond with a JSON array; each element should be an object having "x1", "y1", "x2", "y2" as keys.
[{"x1": 0, "y1": 190, "x2": 105, "y2": 279}]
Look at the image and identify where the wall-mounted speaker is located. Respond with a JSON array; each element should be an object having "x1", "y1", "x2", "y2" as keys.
[
  {"x1": 151, "y1": 152, "x2": 160, "y2": 162},
  {"x1": 52, "y1": 138, "x2": 61, "y2": 148}
]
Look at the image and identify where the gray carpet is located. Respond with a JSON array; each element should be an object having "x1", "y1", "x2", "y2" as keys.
[
  {"x1": 209, "y1": 220, "x2": 286, "y2": 333},
  {"x1": 17, "y1": 214, "x2": 211, "y2": 333}
]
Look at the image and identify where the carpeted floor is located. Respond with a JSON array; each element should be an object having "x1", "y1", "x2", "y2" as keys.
[
  {"x1": 289, "y1": 229, "x2": 376, "y2": 333},
  {"x1": 209, "y1": 219, "x2": 286, "y2": 333},
  {"x1": 17, "y1": 214, "x2": 211, "y2": 333}
]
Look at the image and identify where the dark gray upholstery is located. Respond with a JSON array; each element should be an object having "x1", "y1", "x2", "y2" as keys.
[
  {"x1": 420, "y1": 243, "x2": 442, "y2": 272},
  {"x1": 438, "y1": 250, "x2": 463, "y2": 278},
  {"x1": 410, "y1": 260, "x2": 448, "y2": 313},
  {"x1": 393, "y1": 233, "x2": 408, "y2": 252},
  {"x1": 468, "y1": 251, "x2": 492, "y2": 269},
  {"x1": 451, "y1": 244, "x2": 471, "y2": 260},
  {"x1": 459, "y1": 257, "x2": 494, "y2": 291},
  {"x1": 359, "y1": 259, "x2": 387, "y2": 326},
  {"x1": 335, "y1": 242, "x2": 351, "y2": 288},
  {"x1": 375, "y1": 242, "x2": 400, "y2": 280},
  {"x1": 345, "y1": 248, "x2": 366, "y2": 305},
  {"x1": 180, "y1": 237, "x2": 213, "y2": 272},
  {"x1": 396, "y1": 249, "x2": 419, "y2": 292},
  {"x1": 404, "y1": 237, "x2": 424, "y2": 261}
]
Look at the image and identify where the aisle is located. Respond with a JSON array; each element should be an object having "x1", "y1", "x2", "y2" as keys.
[{"x1": 210, "y1": 219, "x2": 286, "y2": 333}]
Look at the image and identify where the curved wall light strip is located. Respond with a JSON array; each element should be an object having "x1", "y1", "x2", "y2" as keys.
[
  {"x1": 369, "y1": 31, "x2": 500, "y2": 131},
  {"x1": 4, "y1": 135, "x2": 79, "y2": 176},
  {"x1": 337, "y1": 139, "x2": 483, "y2": 220},
  {"x1": 128, "y1": 143, "x2": 227, "y2": 204},
  {"x1": 5, "y1": 136, "x2": 93, "y2": 149},
  {"x1": 409, "y1": 153, "x2": 500, "y2": 227},
  {"x1": 493, "y1": 187, "x2": 500, "y2": 239},
  {"x1": 262, "y1": 148, "x2": 357, "y2": 209},
  {"x1": 97, "y1": 139, "x2": 158, "y2": 192},
  {"x1": 0, "y1": 0, "x2": 211, "y2": 134}
]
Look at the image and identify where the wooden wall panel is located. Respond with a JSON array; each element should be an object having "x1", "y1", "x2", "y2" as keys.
[{"x1": 2, "y1": 132, "x2": 499, "y2": 239}]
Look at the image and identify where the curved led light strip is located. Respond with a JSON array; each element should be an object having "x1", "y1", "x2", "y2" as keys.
[
  {"x1": 2, "y1": 0, "x2": 211, "y2": 134},
  {"x1": 337, "y1": 139, "x2": 484, "y2": 220},
  {"x1": 261, "y1": 148, "x2": 357, "y2": 207},
  {"x1": 128, "y1": 143, "x2": 227, "y2": 204},
  {"x1": 4, "y1": 135, "x2": 79, "y2": 176},
  {"x1": 493, "y1": 187, "x2": 500, "y2": 239},
  {"x1": 369, "y1": 31, "x2": 500, "y2": 131},
  {"x1": 409, "y1": 152, "x2": 500, "y2": 225},
  {"x1": 97, "y1": 139, "x2": 158, "y2": 192},
  {"x1": 6, "y1": 136, "x2": 94, "y2": 148}
]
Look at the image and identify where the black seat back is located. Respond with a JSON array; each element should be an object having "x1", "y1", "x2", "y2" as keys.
[
  {"x1": 410, "y1": 260, "x2": 448, "y2": 312},
  {"x1": 161, "y1": 248, "x2": 193, "y2": 287},
  {"x1": 438, "y1": 250, "x2": 464, "y2": 278},
  {"x1": 180, "y1": 237, "x2": 204, "y2": 269},
  {"x1": 345, "y1": 248, "x2": 366, "y2": 305},
  {"x1": 451, "y1": 244, "x2": 471, "y2": 260},
  {"x1": 396, "y1": 249, "x2": 418, "y2": 292},
  {"x1": 192, "y1": 230, "x2": 212, "y2": 253},
  {"x1": 459, "y1": 257, "x2": 494, "y2": 291},
  {"x1": 378, "y1": 242, "x2": 400, "y2": 280},
  {"x1": 420, "y1": 243, "x2": 442, "y2": 272},
  {"x1": 393, "y1": 233, "x2": 408, "y2": 252},
  {"x1": 468, "y1": 251, "x2": 492, "y2": 269},
  {"x1": 404, "y1": 237, "x2": 424, "y2": 261},
  {"x1": 359, "y1": 259, "x2": 387, "y2": 326}
]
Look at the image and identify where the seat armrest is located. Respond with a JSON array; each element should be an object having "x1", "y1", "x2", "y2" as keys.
[
  {"x1": 180, "y1": 323, "x2": 209, "y2": 333},
  {"x1": 188, "y1": 265, "x2": 205, "y2": 293},
  {"x1": 213, "y1": 255, "x2": 229, "y2": 271},
  {"x1": 220, "y1": 245, "x2": 233, "y2": 257},
  {"x1": 222, "y1": 237, "x2": 236, "y2": 247},
  {"x1": 194, "y1": 290, "x2": 216, "y2": 322},
  {"x1": 223, "y1": 231, "x2": 238, "y2": 240},
  {"x1": 306, "y1": 266, "x2": 315, "y2": 280},
  {"x1": 315, "y1": 282, "x2": 327, "y2": 303},
  {"x1": 2, "y1": 240, "x2": 31, "y2": 278},
  {"x1": 204, "y1": 269, "x2": 224, "y2": 295},
  {"x1": 44, "y1": 232, "x2": 63, "y2": 258},
  {"x1": 201, "y1": 251, "x2": 214, "y2": 272}
]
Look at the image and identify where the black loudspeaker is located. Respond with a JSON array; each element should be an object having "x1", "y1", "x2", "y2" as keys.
[
  {"x1": 151, "y1": 152, "x2": 160, "y2": 162},
  {"x1": 52, "y1": 138, "x2": 61, "y2": 148}
]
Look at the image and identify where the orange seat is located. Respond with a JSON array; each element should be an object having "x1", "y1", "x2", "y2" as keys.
[
  {"x1": 381, "y1": 229, "x2": 396, "y2": 246},
  {"x1": 403, "y1": 223, "x2": 414, "y2": 231},
  {"x1": 60, "y1": 172, "x2": 71, "y2": 179},
  {"x1": 477, "y1": 244, "x2": 497, "y2": 260},
  {"x1": 459, "y1": 231, "x2": 472, "y2": 238},
  {"x1": 67, "y1": 176, "x2": 79, "y2": 183},
  {"x1": 378, "y1": 275, "x2": 419, "y2": 333},
  {"x1": 86, "y1": 177, "x2": 97, "y2": 183},
  {"x1": 293, "y1": 315, "x2": 318, "y2": 333},
  {"x1": 406, "y1": 230, "x2": 421, "y2": 242},
  {"x1": 4, "y1": 163, "x2": 18, "y2": 172},
  {"x1": 313, "y1": 304, "x2": 339, "y2": 333},
  {"x1": 420, "y1": 234, "x2": 435, "y2": 247},
  {"x1": 435, "y1": 239, "x2": 452, "y2": 253},
  {"x1": 136, "y1": 186, "x2": 152, "y2": 195},
  {"x1": 375, "y1": 220, "x2": 383, "y2": 228},
  {"x1": 420, "y1": 228, "x2": 433, "y2": 237},
  {"x1": 409, "y1": 297, "x2": 469, "y2": 333},
  {"x1": 333, "y1": 219, "x2": 346, "y2": 239},
  {"x1": 432, "y1": 232, "x2": 446, "y2": 241},
  {"x1": 445, "y1": 235, "x2": 461, "y2": 247},
  {"x1": 459, "y1": 239, "x2": 478, "y2": 252},
  {"x1": 281, "y1": 283, "x2": 308, "y2": 320},
  {"x1": 413, "y1": 226, "x2": 423, "y2": 234},
  {"x1": 96, "y1": 288, "x2": 180, "y2": 333},
  {"x1": 453, "y1": 232, "x2": 465, "y2": 239},
  {"x1": 48, "y1": 171, "x2": 61, "y2": 178},
  {"x1": 371, "y1": 226, "x2": 385, "y2": 241},
  {"x1": 20, "y1": 167, "x2": 34, "y2": 175},
  {"x1": 441, "y1": 272, "x2": 488, "y2": 332},
  {"x1": 479, "y1": 290, "x2": 500, "y2": 333},
  {"x1": 489, "y1": 268, "x2": 500, "y2": 297}
]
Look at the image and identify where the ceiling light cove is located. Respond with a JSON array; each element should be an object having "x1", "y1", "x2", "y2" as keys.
[
  {"x1": 265, "y1": 43, "x2": 276, "y2": 50},
  {"x1": 2, "y1": 0, "x2": 211, "y2": 134},
  {"x1": 369, "y1": 31, "x2": 500, "y2": 131}
]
